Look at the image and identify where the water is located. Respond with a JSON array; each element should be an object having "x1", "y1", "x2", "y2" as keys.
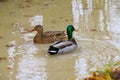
[{"x1": 0, "y1": 0, "x2": 120, "y2": 80}]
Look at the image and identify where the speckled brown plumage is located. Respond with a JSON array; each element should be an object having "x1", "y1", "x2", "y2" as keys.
[{"x1": 31, "y1": 25, "x2": 66, "y2": 44}]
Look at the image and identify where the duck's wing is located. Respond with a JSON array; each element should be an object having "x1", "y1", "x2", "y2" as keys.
[
  {"x1": 43, "y1": 31, "x2": 66, "y2": 37},
  {"x1": 52, "y1": 41, "x2": 73, "y2": 49}
]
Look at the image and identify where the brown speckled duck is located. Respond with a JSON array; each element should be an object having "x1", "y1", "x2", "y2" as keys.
[{"x1": 30, "y1": 25, "x2": 66, "y2": 44}]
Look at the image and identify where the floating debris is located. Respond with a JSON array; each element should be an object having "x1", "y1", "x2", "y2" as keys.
[
  {"x1": 7, "y1": 66, "x2": 12, "y2": 70},
  {"x1": 2, "y1": 57, "x2": 7, "y2": 60},
  {"x1": 65, "y1": 19, "x2": 69, "y2": 22},
  {"x1": 44, "y1": 2, "x2": 49, "y2": 6},
  {"x1": 6, "y1": 44, "x2": 15, "y2": 47},
  {"x1": 0, "y1": 57, "x2": 7, "y2": 60},
  {"x1": 6, "y1": 41, "x2": 16, "y2": 47},
  {"x1": 90, "y1": 29, "x2": 98, "y2": 31}
]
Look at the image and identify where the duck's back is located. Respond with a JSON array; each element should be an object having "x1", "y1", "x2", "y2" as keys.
[
  {"x1": 34, "y1": 31, "x2": 66, "y2": 44},
  {"x1": 43, "y1": 31, "x2": 66, "y2": 37}
]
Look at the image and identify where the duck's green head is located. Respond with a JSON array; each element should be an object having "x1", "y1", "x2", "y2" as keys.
[{"x1": 67, "y1": 25, "x2": 76, "y2": 40}]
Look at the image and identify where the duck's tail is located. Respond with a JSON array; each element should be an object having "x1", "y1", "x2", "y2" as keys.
[{"x1": 48, "y1": 46, "x2": 59, "y2": 55}]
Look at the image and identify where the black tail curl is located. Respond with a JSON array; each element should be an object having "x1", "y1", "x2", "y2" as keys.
[{"x1": 48, "y1": 46, "x2": 59, "y2": 55}]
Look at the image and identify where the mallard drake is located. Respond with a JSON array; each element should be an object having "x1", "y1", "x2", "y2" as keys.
[
  {"x1": 48, "y1": 25, "x2": 77, "y2": 55},
  {"x1": 30, "y1": 25, "x2": 66, "y2": 43}
]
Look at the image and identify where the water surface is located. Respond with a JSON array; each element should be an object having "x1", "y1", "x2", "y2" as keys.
[{"x1": 0, "y1": 0, "x2": 120, "y2": 80}]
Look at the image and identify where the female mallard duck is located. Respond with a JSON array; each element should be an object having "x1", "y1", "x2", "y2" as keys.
[
  {"x1": 48, "y1": 25, "x2": 77, "y2": 55},
  {"x1": 30, "y1": 25, "x2": 66, "y2": 43}
]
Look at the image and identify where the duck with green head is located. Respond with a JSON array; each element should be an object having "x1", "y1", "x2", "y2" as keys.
[{"x1": 48, "y1": 25, "x2": 78, "y2": 55}]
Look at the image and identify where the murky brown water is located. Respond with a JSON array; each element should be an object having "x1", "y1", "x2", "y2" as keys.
[{"x1": 0, "y1": 0, "x2": 120, "y2": 80}]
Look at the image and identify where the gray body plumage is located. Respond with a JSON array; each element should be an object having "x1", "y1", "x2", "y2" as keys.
[
  {"x1": 57, "y1": 42, "x2": 77, "y2": 54},
  {"x1": 48, "y1": 38, "x2": 77, "y2": 55}
]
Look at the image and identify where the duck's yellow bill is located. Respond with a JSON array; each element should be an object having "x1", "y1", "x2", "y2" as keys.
[{"x1": 74, "y1": 29, "x2": 79, "y2": 32}]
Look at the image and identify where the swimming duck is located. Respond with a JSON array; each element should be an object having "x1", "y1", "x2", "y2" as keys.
[
  {"x1": 30, "y1": 25, "x2": 66, "y2": 43},
  {"x1": 48, "y1": 25, "x2": 77, "y2": 55}
]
